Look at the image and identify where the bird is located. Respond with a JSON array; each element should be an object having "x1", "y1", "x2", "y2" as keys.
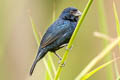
[{"x1": 30, "y1": 7, "x2": 82, "y2": 75}]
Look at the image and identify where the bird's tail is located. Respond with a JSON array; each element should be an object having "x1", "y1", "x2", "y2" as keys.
[
  {"x1": 29, "y1": 48, "x2": 47, "y2": 76},
  {"x1": 29, "y1": 58, "x2": 38, "y2": 76}
]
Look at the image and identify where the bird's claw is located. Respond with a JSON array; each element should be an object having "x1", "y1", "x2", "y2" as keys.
[
  {"x1": 60, "y1": 43, "x2": 68, "y2": 48},
  {"x1": 58, "y1": 60, "x2": 66, "y2": 67},
  {"x1": 66, "y1": 45, "x2": 73, "y2": 50},
  {"x1": 58, "y1": 59, "x2": 62, "y2": 64},
  {"x1": 60, "y1": 62, "x2": 66, "y2": 67}
]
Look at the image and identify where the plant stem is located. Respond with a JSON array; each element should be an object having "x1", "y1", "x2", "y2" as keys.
[
  {"x1": 75, "y1": 37, "x2": 120, "y2": 80},
  {"x1": 113, "y1": 1, "x2": 120, "y2": 79},
  {"x1": 113, "y1": 1, "x2": 120, "y2": 46},
  {"x1": 54, "y1": 0, "x2": 93, "y2": 80},
  {"x1": 97, "y1": 0, "x2": 114, "y2": 79},
  {"x1": 82, "y1": 57, "x2": 120, "y2": 80},
  {"x1": 29, "y1": 16, "x2": 53, "y2": 80},
  {"x1": 43, "y1": 58, "x2": 53, "y2": 80}
]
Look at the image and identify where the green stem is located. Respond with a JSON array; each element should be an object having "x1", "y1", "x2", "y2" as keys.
[
  {"x1": 29, "y1": 16, "x2": 40, "y2": 45},
  {"x1": 75, "y1": 37, "x2": 120, "y2": 80},
  {"x1": 29, "y1": 16, "x2": 53, "y2": 80},
  {"x1": 43, "y1": 58, "x2": 53, "y2": 80},
  {"x1": 97, "y1": 0, "x2": 108, "y2": 35},
  {"x1": 113, "y1": 1, "x2": 120, "y2": 45},
  {"x1": 97, "y1": 0, "x2": 113, "y2": 80},
  {"x1": 113, "y1": 1, "x2": 120, "y2": 79},
  {"x1": 54, "y1": 0, "x2": 93, "y2": 80},
  {"x1": 48, "y1": 54, "x2": 57, "y2": 75},
  {"x1": 45, "y1": 0, "x2": 57, "y2": 79},
  {"x1": 49, "y1": 0, "x2": 57, "y2": 75},
  {"x1": 82, "y1": 57, "x2": 120, "y2": 79}
]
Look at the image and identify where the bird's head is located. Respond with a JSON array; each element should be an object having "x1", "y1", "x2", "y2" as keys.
[{"x1": 59, "y1": 7, "x2": 82, "y2": 22}]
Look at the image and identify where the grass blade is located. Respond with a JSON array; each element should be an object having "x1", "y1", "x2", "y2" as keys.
[
  {"x1": 75, "y1": 37, "x2": 120, "y2": 80},
  {"x1": 54, "y1": 0, "x2": 93, "y2": 80},
  {"x1": 113, "y1": 2, "x2": 120, "y2": 79},
  {"x1": 29, "y1": 16, "x2": 40, "y2": 45},
  {"x1": 29, "y1": 15, "x2": 53, "y2": 80},
  {"x1": 48, "y1": 0, "x2": 58, "y2": 77},
  {"x1": 113, "y1": 2, "x2": 120, "y2": 46},
  {"x1": 45, "y1": 0, "x2": 58, "y2": 79},
  {"x1": 82, "y1": 57, "x2": 120, "y2": 80},
  {"x1": 48, "y1": 54, "x2": 57, "y2": 75},
  {"x1": 97, "y1": 0, "x2": 113, "y2": 79},
  {"x1": 43, "y1": 58, "x2": 53, "y2": 80}
]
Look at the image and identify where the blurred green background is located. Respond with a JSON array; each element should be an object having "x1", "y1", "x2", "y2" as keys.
[{"x1": 0, "y1": 0, "x2": 120, "y2": 80}]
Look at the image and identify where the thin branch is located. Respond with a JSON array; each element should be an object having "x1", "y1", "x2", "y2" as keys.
[{"x1": 54, "y1": 0, "x2": 94, "y2": 80}]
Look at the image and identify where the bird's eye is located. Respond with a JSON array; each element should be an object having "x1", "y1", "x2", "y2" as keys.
[
  {"x1": 72, "y1": 9, "x2": 77, "y2": 12},
  {"x1": 70, "y1": 9, "x2": 77, "y2": 14}
]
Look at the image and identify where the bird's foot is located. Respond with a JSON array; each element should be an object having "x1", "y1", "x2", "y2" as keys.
[
  {"x1": 65, "y1": 45, "x2": 73, "y2": 50},
  {"x1": 60, "y1": 43, "x2": 68, "y2": 48},
  {"x1": 54, "y1": 52, "x2": 62, "y2": 60},
  {"x1": 60, "y1": 62, "x2": 66, "y2": 67},
  {"x1": 58, "y1": 60, "x2": 66, "y2": 67},
  {"x1": 58, "y1": 59, "x2": 61, "y2": 64}
]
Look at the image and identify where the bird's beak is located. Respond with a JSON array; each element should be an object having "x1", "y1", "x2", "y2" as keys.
[{"x1": 73, "y1": 10, "x2": 82, "y2": 16}]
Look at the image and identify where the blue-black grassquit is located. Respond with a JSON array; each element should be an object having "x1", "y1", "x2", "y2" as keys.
[{"x1": 30, "y1": 7, "x2": 82, "y2": 75}]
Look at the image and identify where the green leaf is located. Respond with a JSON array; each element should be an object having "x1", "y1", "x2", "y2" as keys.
[
  {"x1": 29, "y1": 16, "x2": 40, "y2": 45},
  {"x1": 97, "y1": 0, "x2": 113, "y2": 79},
  {"x1": 29, "y1": 15, "x2": 53, "y2": 80},
  {"x1": 75, "y1": 37, "x2": 120, "y2": 80},
  {"x1": 82, "y1": 58, "x2": 120, "y2": 80},
  {"x1": 113, "y1": 2, "x2": 120, "y2": 79},
  {"x1": 113, "y1": 2, "x2": 120, "y2": 38}
]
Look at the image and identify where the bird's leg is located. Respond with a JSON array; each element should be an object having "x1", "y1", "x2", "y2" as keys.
[
  {"x1": 59, "y1": 43, "x2": 68, "y2": 48},
  {"x1": 60, "y1": 43, "x2": 73, "y2": 50},
  {"x1": 66, "y1": 45, "x2": 73, "y2": 50},
  {"x1": 54, "y1": 52, "x2": 66, "y2": 67},
  {"x1": 54, "y1": 52, "x2": 62, "y2": 61},
  {"x1": 59, "y1": 61, "x2": 66, "y2": 67}
]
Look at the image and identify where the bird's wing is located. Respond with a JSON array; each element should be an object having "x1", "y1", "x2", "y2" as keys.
[{"x1": 40, "y1": 20, "x2": 70, "y2": 48}]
